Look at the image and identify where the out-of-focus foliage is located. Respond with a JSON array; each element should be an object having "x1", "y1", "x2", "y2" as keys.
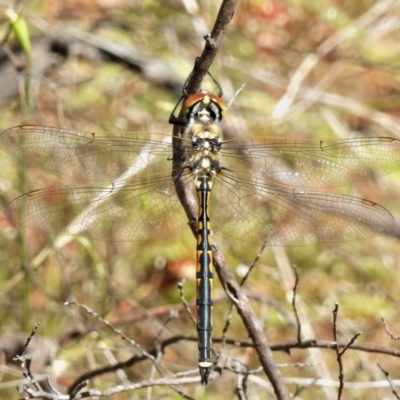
[{"x1": 0, "y1": 0, "x2": 400, "y2": 399}]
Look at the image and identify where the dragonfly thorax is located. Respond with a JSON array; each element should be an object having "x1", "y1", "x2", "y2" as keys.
[
  {"x1": 189, "y1": 135, "x2": 223, "y2": 190},
  {"x1": 185, "y1": 92, "x2": 225, "y2": 192},
  {"x1": 192, "y1": 133, "x2": 221, "y2": 154},
  {"x1": 189, "y1": 129, "x2": 223, "y2": 185}
]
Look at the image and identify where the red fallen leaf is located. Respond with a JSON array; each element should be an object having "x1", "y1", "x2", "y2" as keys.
[{"x1": 160, "y1": 257, "x2": 196, "y2": 291}]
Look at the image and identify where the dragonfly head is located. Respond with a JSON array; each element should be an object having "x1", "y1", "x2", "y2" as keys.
[{"x1": 183, "y1": 91, "x2": 226, "y2": 125}]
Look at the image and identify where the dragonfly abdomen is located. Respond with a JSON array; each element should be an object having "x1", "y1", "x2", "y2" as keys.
[{"x1": 195, "y1": 175, "x2": 214, "y2": 385}]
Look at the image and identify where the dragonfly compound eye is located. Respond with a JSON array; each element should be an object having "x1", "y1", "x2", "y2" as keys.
[{"x1": 184, "y1": 92, "x2": 226, "y2": 123}]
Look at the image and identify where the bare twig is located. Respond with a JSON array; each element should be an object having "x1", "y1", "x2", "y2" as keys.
[
  {"x1": 378, "y1": 363, "x2": 400, "y2": 399},
  {"x1": 14, "y1": 325, "x2": 70, "y2": 399},
  {"x1": 18, "y1": 376, "x2": 200, "y2": 399},
  {"x1": 214, "y1": 247, "x2": 290, "y2": 398},
  {"x1": 332, "y1": 303, "x2": 344, "y2": 398},
  {"x1": 18, "y1": 327, "x2": 396, "y2": 399},
  {"x1": 65, "y1": 301, "x2": 197, "y2": 398},
  {"x1": 181, "y1": 0, "x2": 239, "y2": 96},
  {"x1": 332, "y1": 303, "x2": 362, "y2": 399},
  {"x1": 177, "y1": 280, "x2": 196, "y2": 325},
  {"x1": 236, "y1": 367, "x2": 249, "y2": 400},
  {"x1": 219, "y1": 243, "x2": 270, "y2": 380},
  {"x1": 247, "y1": 62, "x2": 400, "y2": 137},
  {"x1": 65, "y1": 301, "x2": 156, "y2": 392},
  {"x1": 291, "y1": 265, "x2": 302, "y2": 343},
  {"x1": 273, "y1": 0, "x2": 400, "y2": 119},
  {"x1": 382, "y1": 317, "x2": 400, "y2": 340},
  {"x1": 14, "y1": 324, "x2": 40, "y2": 360}
]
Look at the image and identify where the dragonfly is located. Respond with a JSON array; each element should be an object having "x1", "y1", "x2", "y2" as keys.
[{"x1": 1, "y1": 89, "x2": 400, "y2": 384}]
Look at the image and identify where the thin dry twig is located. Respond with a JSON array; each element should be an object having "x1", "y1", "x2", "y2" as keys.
[
  {"x1": 14, "y1": 325, "x2": 67, "y2": 400},
  {"x1": 63, "y1": 304, "x2": 197, "y2": 399},
  {"x1": 58, "y1": 330, "x2": 400, "y2": 390},
  {"x1": 332, "y1": 303, "x2": 344, "y2": 398},
  {"x1": 332, "y1": 303, "x2": 362, "y2": 399},
  {"x1": 382, "y1": 317, "x2": 400, "y2": 340},
  {"x1": 19, "y1": 376, "x2": 200, "y2": 399},
  {"x1": 177, "y1": 280, "x2": 196, "y2": 325},
  {"x1": 291, "y1": 265, "x2": 302, "y2": 343},
  {"x1": 273, "y1": 0, "x2": 400, "y2": 119},
  {"x1": 247, "y1": 61, "x2": 400, "y2": 138},
  {"x1": 378, "y1": 363, "x2": 400, "y2": 399},
  {"x1": 16, "y1": 326, "x2": 397, "y2": 399}
]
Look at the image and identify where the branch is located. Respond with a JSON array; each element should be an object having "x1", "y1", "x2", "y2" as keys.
[{"x1": 183, "y1": 0, "x2": 239, "y2": 96}]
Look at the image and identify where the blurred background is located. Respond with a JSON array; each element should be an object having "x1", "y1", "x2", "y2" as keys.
[{"x1": 0, "y1": 0, "x2": 400, "y2": 398}]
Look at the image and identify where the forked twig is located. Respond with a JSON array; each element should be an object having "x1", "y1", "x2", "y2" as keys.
[{"x1": 332, "y1": 303, "x2": 362, "y2": 399}]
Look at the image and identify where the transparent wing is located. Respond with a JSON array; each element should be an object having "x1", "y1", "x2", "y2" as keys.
[
  {"x1": 210, "y1": 172, "x2": 394, "y2": 246},
  {"x1": 221, "y1": 136, "x2": 400, "y2": 188},
  {"x1": 6, "y1": 174, "x2": 190, "y2": 242},
  {"x1": 1, "y1": 125, "x2": 193, "y2": 241},
  {"x1": 2, "y1": 125, "x2": 396, "y2": 245},
  {"x1": 0, "y1": 125, "x2": 186, "y2": 182}
]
